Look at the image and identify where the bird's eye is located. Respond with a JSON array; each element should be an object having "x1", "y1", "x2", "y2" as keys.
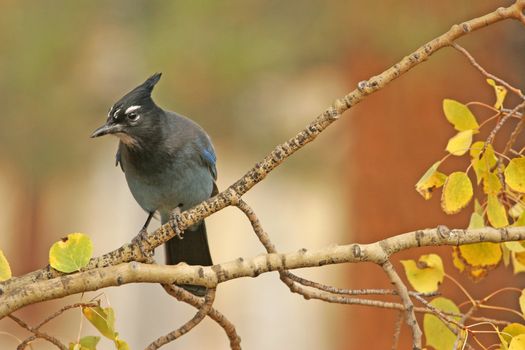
[{"x1": 127, "y1": 113, "x2": 140, "y2": 122}]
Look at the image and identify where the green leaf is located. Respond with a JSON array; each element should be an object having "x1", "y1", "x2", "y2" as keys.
[
  {"x1": 0, "y1": 250, "x2": 12, "y2": 282},
  {"x1": 509, "y1": 334, "x2": 525, "y2": 350},
  {"x1": 505, "y1": 158, "x2": 525, "y2": 193},
  {"x1": 70, "y1": 336, "x2": 100, "y2": 350},
  {"x1": 423, "y1": 297, "x2": 461, "y2": 350},
  {"x1": 487, "y1": 194, "x2": 509, "y2": 228},
  {"x1": 49, "y1": 233, "x2": 93, "y2": 273},
  {"x1": 80, "y1": 336, "x2": 100, "y2": 350},
  {"x1": 502, "y1": 323, "x2": 525, "y2": 346},
  {"x1": 443, "y1": 99, "x2": 479, "y2": 131},
  {"x1": 446, "y1": 130, "x2": 473, "y2": 156},
  {"x1": 487, "y1": 78, "x2": 508, "y2": 110},
  {"x1": 400, "y1": 254, "x2": 444, "y2": 293},
  {"x1": 82, "y1": 307, "x2": 116, "y2": 340},
  {"x1": 441, "y1": 172, "x2": 473, "y2": 214},
  {"x1": 415, "y1": 161, "x2": 447, "y2": 200}
]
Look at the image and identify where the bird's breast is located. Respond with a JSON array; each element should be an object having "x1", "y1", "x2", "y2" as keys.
[{"x1": 122, "y1": 151, "x2": 214, "y2": 216}]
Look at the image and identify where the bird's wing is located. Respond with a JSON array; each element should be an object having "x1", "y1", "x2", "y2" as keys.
[
  {"x1": 200, "y1": 146, "x2": 217, "y2": 180},
  {"x1": 115, "y1": 143, "x2": 124, "y2": 172}
]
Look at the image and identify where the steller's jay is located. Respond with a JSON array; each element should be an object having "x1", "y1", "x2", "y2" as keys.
[{"x1": 91, "y1": 73, "x2": 216, "y2": 296}]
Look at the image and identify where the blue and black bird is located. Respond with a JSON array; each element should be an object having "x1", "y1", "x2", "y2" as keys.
[{"x1": 91, "y1": 73, "x2": 216, "y2": 296}]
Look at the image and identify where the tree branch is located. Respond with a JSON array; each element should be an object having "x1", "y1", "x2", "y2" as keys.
[{"x1": 2, "y1": 226, "x2": 525, "y2": 319}]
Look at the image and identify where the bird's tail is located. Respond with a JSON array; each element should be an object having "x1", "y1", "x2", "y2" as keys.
[{"x1": 164, "y1": 220, "x2": 213, "y2": 296}]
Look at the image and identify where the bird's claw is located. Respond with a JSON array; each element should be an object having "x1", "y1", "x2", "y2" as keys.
[
  {"x1": 168, "y1": 211, "x2": 184, "y2": 240},
  {"x1": 132, "y1": 228, "x2": 154, "y2": 261}
]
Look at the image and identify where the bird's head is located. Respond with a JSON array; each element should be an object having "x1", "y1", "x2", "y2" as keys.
[{"x1": 91, "y1": 73, "x2": 163, "y2": 146}]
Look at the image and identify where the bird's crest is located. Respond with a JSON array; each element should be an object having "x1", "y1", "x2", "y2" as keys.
[
  {"x1": 141, "y1": 72, "x2": 162, "y2": 93},
  {"x1": 110, "y1": 73, "x2": 162, "y2": 116}
]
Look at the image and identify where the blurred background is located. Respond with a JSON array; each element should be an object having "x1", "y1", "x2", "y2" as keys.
[{"x1": 0, "y1": 1, "x2": 524, "y2": 349}]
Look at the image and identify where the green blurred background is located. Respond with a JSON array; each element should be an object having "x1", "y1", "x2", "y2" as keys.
[{"x1": 0, "y1": 1, "x2": 523, "y2": 349}]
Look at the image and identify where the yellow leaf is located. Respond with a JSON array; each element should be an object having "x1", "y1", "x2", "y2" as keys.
[
  {"x1": 505, "y1": 242, "x2": 525, "y2": 253},
  {"x1": 503, "y1": 243, "x2": 511, "y2": 267},
  {"x1": 471, "y1": 141, "x2": 498, "y2": 184},
  {"x1": 0, "y1": 250, "x2": 12, "y2": 282},
  {"x1": 506, "y1": 158, "x2": 525, "y2": 193},
  {"x1": 513, "y1": 252, "x2": 525, "y2": 274},
  {"x1": 423, "y1": 297, "x2": 461, "y2": 350},
  {"x1": 510, "y1": 202, "x2": 525, "y2": 219},
  {"x1": 502, "y1": 324, "x2": 525, "y2": 346},
  {"x1": 82, "y1": 307, "x2": 116, "y2": 340},
  {"x1": 474, "y1": 199, "x2": 483, "y2": 216},
  {"x1": 483, "y1": 171, "x2": 503, "y2": 195},
  {"x1": 487, "y1": 79, "x2": 508, "y2": 110},
  {"x1": 452, "y1": 247, "x2": 465, "y2": 272},
  {"x1": 443, "y1": 99, "x2": 479, "y2": 131},
  {"x1": 468, "y1": 212, "x2": 485, "y2": 229},
  {"x1": 441, "y1": 172, "x2": 473, "y2": 214},
  {"x1": 68, "y1": 344, "x2": 81, "y2": 350},
  {"x1": 400, "y1": 254, "x2": 444, "y2": 293},
  {"x1": 49, "y1": 233, "x2": 93, "y2": 273},
  {"x1": 509, "y1": 334, "x2": 525, "y2": 350},
  {"x1": 515, "y1": 211, "x2": 525, "y2": 227},
  {"x1": 487, "y1": 194, "x2": 509, "y2": 228},
  {"x1": 499, "y1": 326, "x2": 511, "y2": 350},
  {"x1": 446, "y1": 130, "x2": 473, "y2": 156},
  {"x1": 459, "y1": 243, "x2": 502, "y2": 267},
  {"x1": 115, "y1": 338, "x2": 130, "y2": 350},
  {"x1": 416, "y1": 161, "x2": 447, "y2": 200},
  {"x1": 457, "y1": 214, "x2": 502, "y2": 280}
]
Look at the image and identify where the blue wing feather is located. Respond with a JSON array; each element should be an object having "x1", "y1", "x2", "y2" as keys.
[{"x1": 201, "y1": 147, "x2": 217, "y2": 180}]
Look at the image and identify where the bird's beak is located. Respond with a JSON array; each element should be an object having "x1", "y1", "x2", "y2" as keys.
[{"x1": 90, "y1": 122, "x2": 123, "y2": 138}]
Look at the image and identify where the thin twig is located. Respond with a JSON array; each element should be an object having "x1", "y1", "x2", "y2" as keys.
[
  {"x1": 35, "y1": 302, "x2": 98, "y2": 330},
  {"x1": 146, "y1": 288, "x2": 216, "y2": 350},
  {"x1": 8, "y1": 315, "x2": 67, "y2": 350},
  {"x1": 286, "y1": 273, "x2": 439, "y2": 298},
  {"x1": 486, "y1": 101, "x2": 525, "y2": 146},
  {"x1": 391, "y1": 311, "x2": 404, "y2": 350},
  {"x1": 162, "y1": 285, "x2": 241, "y2": 350},
  {"x1": 452, "y1": 43, "x2": 524, "y2": 99},
  {"x1": 504, "y1": 113, "x2": 525, "y2": 155}
]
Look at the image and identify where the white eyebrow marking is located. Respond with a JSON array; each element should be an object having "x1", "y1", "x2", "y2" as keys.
[
  {"x1": 125, "y1": 105, "x2": 141, "y2": 114},
  {"x1": 108, "y1": 105, "x2": 114, "y2": 117},
  {"x1": 113, "y1": 108, "x2": 121, "y2": 119}
]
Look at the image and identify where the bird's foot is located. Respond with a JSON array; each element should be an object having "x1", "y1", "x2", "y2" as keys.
[
  {"x1": 132, "y1": 228, "x2": 155, "y2": 262},
  {"x1": 168, "y1": 209, "x2": 184, "y2": 240}
]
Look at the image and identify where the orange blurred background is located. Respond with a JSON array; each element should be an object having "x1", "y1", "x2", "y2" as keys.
[{"x1": 0, "y1": 1, "x2": 524, "y2": 349}]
